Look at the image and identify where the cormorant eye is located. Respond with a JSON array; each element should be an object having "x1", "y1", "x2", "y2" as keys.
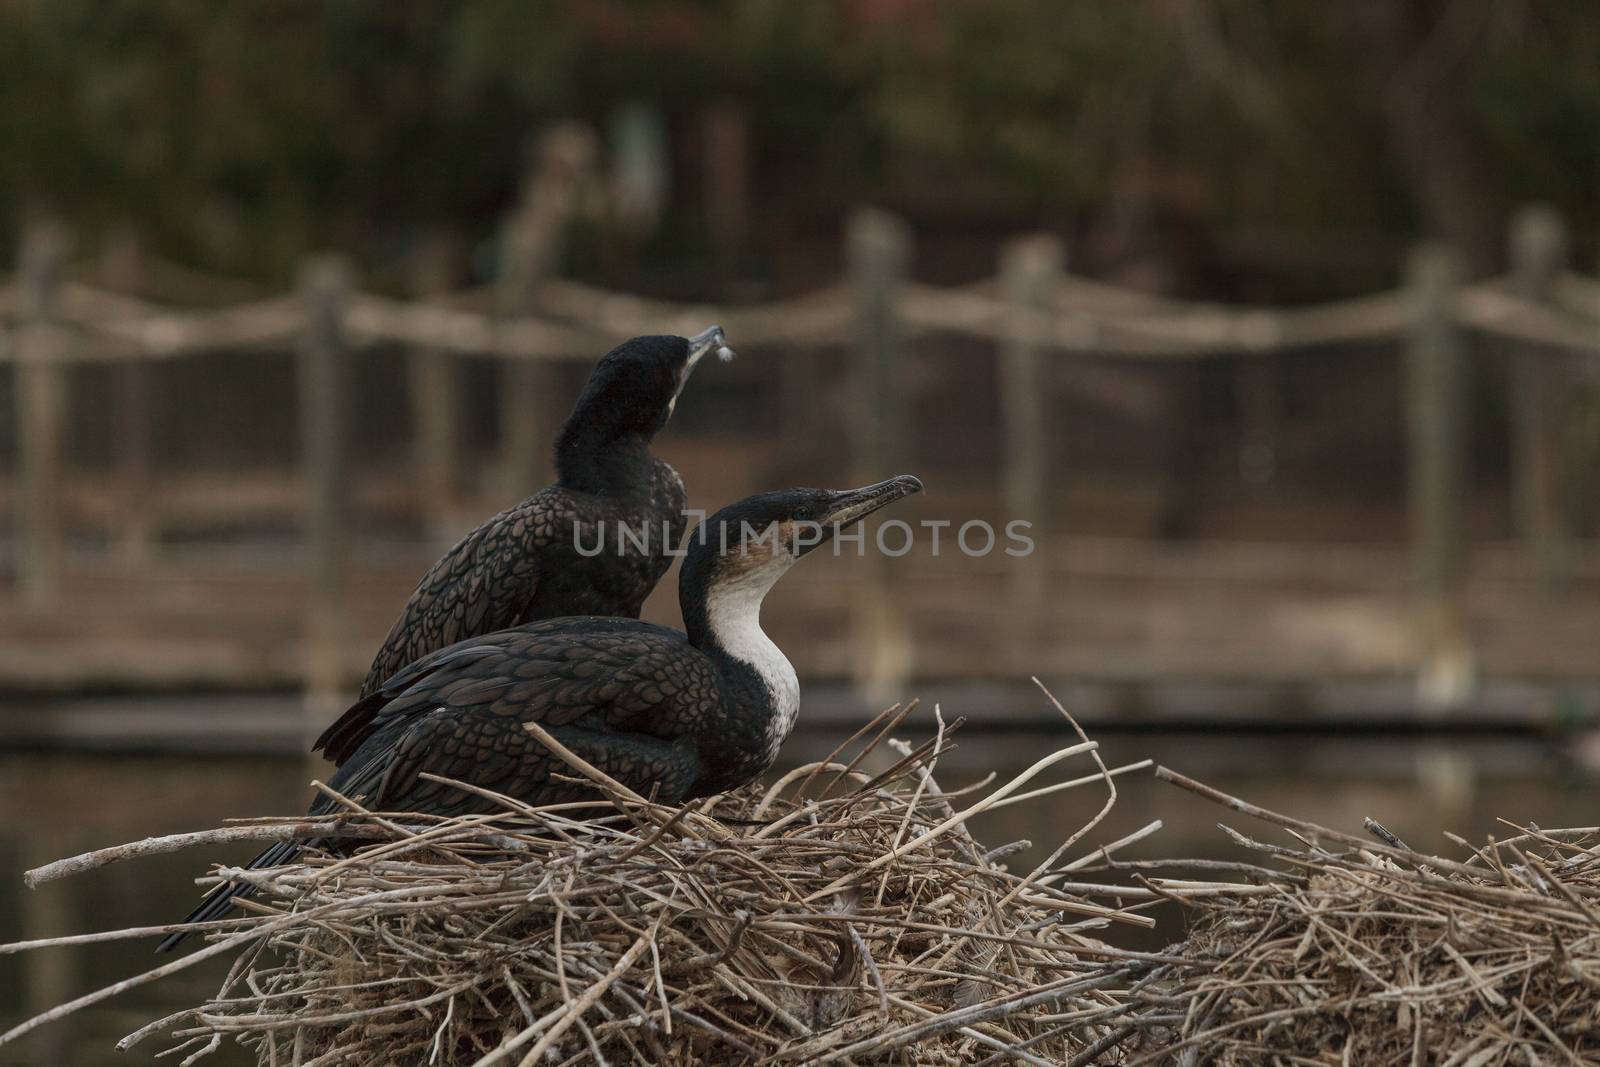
[{"x1": 794, "y1": 506, "x2": 811, "y2": 521}]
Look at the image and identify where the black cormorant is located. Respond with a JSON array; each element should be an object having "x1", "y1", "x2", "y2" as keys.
[
  {"x1": 158, "y1": 475, "x2": 922, "y2": 951},
  {"x1": 359, "y1": 325, "x2": 733, "y2": 699}
]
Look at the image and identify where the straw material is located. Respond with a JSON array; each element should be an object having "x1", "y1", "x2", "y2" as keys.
[
  {"x1": 101, "y1": 696, "x2": 1169, "y2": 1066},
  {"x1": 8, "y1": 689, "x2": 1596, "y2": 1066},
  {"x1": 1099, "y1": 770, "x2": 1600, "y2": 1066}
]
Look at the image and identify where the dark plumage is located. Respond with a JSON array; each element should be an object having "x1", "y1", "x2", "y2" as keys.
[
  {"x1": 325, "y1": 619, "x2": 719, "y2": 814},
  {"x1": 159, "y1": 475, "x2": 922, "y2": 952},
  {"x1": 358, "y1": 327, "x2": 731, "y2": 699}
]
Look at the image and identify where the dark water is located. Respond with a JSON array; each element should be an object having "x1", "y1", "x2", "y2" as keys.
[{"x1": 1, "y1": 728, "x2": 1593, "y2": 1066}]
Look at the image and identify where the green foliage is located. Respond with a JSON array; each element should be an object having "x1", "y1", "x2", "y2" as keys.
[
  {"x1": 0, "y1": 1, "x2": 578, "y2": 277},
  {"x1": 2, "y1": 1, "x2": 1599, "y2": 287}
]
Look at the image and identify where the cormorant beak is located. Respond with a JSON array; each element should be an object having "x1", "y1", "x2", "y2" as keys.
[
  {"x1": 811, "y1": 474, "x2": 924, "y2": 540},
  {"x1": 678, "y1": 324, "x2": 734, "y2": 399}
]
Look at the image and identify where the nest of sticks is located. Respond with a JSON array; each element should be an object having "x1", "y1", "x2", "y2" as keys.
[
  {"x1": 8, "y1": 691, "x2": 1598, "y2": 1066},
  {"x1": 19, "y1": 691, "x2": 1172, "y2": 1066},
  {"x1": 1108, "y1": 769, "x2": 1600, "y2": 1066}
]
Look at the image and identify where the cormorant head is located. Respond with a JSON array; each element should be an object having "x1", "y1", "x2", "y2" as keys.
[
  {"x1": 681, "y1": 476, "x2": 924, "y2": 638},
  {"x1": 561, "y1": 326, "x2": 732, "y2": 445}
]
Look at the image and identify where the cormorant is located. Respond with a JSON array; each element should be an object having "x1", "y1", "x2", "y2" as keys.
[
  {"x1": 158, "y1": 475, "x2": 922, "y2": 951},
  {"x1": 359, "y1": 325, "x2": 734, "y2": 699}
]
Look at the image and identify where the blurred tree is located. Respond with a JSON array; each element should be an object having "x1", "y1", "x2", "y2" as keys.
[
  {"x1": 867, "y1": 1, "x2": 1600, "y2": 286},
  {"x1": 0, "y1": 1, "x2": 579, "y2": 278},
  {"x1": 1, "y1": 0, "x2": 1597, "y2": 292}
]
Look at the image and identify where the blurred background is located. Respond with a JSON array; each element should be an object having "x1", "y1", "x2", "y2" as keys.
[{"x1": 2, "y1": 2, "x2": 1599, "y2": 1062}]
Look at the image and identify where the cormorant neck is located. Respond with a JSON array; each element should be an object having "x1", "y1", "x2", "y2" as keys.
[
  {"x1": 681, "y1": 549, "x2": 801, "y2": 736},
  {"x1": 681, "y1": 565, "x2": 778, "y2": 659},
  {"x1": 554, "y1": 423, "x2": 655, "y2": 498}
]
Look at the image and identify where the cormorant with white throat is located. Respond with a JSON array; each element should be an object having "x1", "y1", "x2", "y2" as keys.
[{"x1": 158, "y1": 475, "x2": 922, "y2": 951}]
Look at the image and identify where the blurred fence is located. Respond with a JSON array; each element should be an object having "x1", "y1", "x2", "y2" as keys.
[{"x1": 2, "y1": 204, "x2": 1599, "y2": 708}]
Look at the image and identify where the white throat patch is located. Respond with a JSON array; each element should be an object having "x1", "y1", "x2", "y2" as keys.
[{"x1": 704, "y1": 549, "x2": 801, "y2": 758}]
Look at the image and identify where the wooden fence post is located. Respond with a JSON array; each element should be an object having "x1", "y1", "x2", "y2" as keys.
[
  {"x1": 100, "y1": 227, "x2": 155, "y2": 567},
  {"x1": 498, "y1": 126, "x2": 596, "y2": 500},
  {"x1": 497, "y1": 331, "x2": 558, "y2": 502},
  {"x1": 18, "y1": 841, "x2": 76, "y2": 1066},
  {"x1": 848, "y1": 208, "x2": 912, "y2": 701},
  {"x1": 15, "y1": 220, "x2": 70, "y2": 606},
  {"x1": 1507, "y1": 204, "x2": 1568, "y2": 598},
  {"x1": 701, "y1": 103, "x2": 751, "y2": 264},
  {"x1": 999, "y1": 235, "x2": 1062, "y2": 668},
  {"x1": 297, "y1": 255, "x2": 351, "y2": 723},
  {"x1": 407, "y1": 232, "x2": 462, "y2": 548},
  {"x1": 1405, "y1": 242, "x2": 1472, "y2": 712}
]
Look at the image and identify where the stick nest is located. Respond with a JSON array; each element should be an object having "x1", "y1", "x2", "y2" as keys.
[
  {"x1": 1121, "y1": 773, "x2": 1600, "y2": 1065},
  {"x1": 11, "y1": 697, "x2": 1598, "y2": 1066},
  {"x1": 132, "y1": 704, "x2": 1165, "y2": 1066}
]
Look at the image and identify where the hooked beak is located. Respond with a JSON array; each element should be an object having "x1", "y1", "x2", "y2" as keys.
[
  {"x1": 677, "y1": 324, "x2": 734, "y2": 399},
  {"x1": 806, "y1": 475, "x2": 924, "y2": 553}
]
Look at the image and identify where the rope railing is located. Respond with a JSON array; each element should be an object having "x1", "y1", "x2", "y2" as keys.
[
  {"x1": 345, "y1": 292, "x2": 600, "y2": 359},
  {"x1": 896, "y1": 281, "x2": 1420, "y2": 355},
  {"x1": 1554, "y1": 272, "x2": 1600, "y2": 324},
  {"x1": 2, "y1": 206, "x2": 1597, "y2": 708},
  {"x1": 1, "y1": 274, "x2": 1596, "y2": 365},
  {"x1": 0, "y1": 262, "x2": 1597, "y2": 363},
  {"x1": 64, "y1": 288, "x2": 304, "y2": 357},
  {"x1": 1458, "y1": 282, "x2": 1600, "y2": 352},
  {"x1": 532, "y1": 279, "x2": 856, "y2": 347}
]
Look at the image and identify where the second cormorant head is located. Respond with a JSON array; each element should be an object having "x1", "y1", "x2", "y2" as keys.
[
  {"x1": 677, "y1": 475, "x2": 923, "y2": 784},
  {"x1": 678, "y1": 476, "x2": 928, "y2": 585},
  {"x1": 556, "y1": 326, "x2": 731, "y2": 479},
  {"x1": 680, "y1": 475, "x2": 925, "y2": 638}
]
